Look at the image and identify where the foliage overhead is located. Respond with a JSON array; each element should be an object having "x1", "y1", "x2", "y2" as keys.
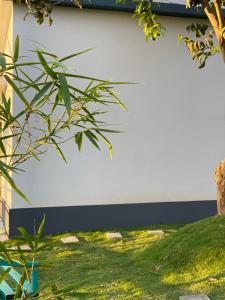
[{"x1": 19, "y1": 0, "x2": 225, "y2": 68}]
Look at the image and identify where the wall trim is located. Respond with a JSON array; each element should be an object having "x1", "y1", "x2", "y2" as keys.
[
  {"x1": 9, "y1": 200, "x2": 216, "y2": 237},
  {"x1": 51, "y1": 0, "x2": 217, "y2": 19}
]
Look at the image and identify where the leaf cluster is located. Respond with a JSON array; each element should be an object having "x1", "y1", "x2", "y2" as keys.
[
  {"x1": 187, "y1": 0, "x2": 225, "y2": 7},
  {"x1": 16, "y1": 0, "x2": 53, "y2": 25},
  {"x1": 179, "y1": 23, "x2": 219, "y2": 68},
  {"x1": 16, "y1": 0, "x2": 82, "y2": 25},
  {"x1": 0, "y1": 36, "x2": 127, "y2": 201},
  {"x1": 134, "y1": 1, "x2": 165, "y2": 41}
]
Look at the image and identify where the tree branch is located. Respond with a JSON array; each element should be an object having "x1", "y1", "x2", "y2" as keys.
[
  {"x1": 200, "y1": 0, "x2": 225, "y2": 62},
  {"x1": 214, "y1": 0, "x2": 225, "y2": 29}
]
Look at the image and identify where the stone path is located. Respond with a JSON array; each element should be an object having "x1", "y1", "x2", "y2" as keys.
[
  {"x1": 12, "y1": 244, "x2": 31, "y2": 250},
  {"x1": 61, "y1": 236, "x2": 79, "y2": 244},
  {"x1": 106, "y1": 232, "x2": 122, "y2": 239},
  {"x1": 148, "y1": 230, "x2": 165, "y2": 236},
  {"x1": 180, "y1": 294, "x2": 211, "y2": 300}
]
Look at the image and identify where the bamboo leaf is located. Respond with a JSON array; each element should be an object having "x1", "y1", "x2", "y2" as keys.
[
  {"x1": 95, "y1": 130, "x2": 113, "y2": 159},
  {"x1": 84, "y1": 131, "x2": 100, "y2": 150},
  {"x1": 14, "y1": 271, "x2": 26, "y2": 299},
  {"x1": 0, "y1": 242, "x2": 12, "y2": 263},
  {"x1": 31, "y1": 82, "x2": 53, "y2": 106},
  {"x1": 13, "y1": 35, "x2": 20, "y2": 62},
  {"x1": 37, "y1": 51, "x2": 58, "y2": 80},
  {"x1": 0, "y1": 133, "x2": 20, "y2": 140},
  {"x1": 0, "y1": 53, "x2": 6, "y2": 70},
  {"x1": 4, "y1": 75, "x2": 32, "y2": 111},
  {"x1": 75, "y1": 132, "x2": 83, "y2": 151},
  {"x1": 37, "y1": 215, "x2": 46, "y2": 241},
  {"x1": 0, "y1": 267, "x2": 11, "y2": 284},
  {"x1": 30, "y1": 49, "x2": 57, "y2": 59},
  {"x1": 58, "y1": 73, "x2": 71, "y2": 115},
  {"x1": 51, "y1": 138, "x2": 67, "y2": 163},
  {"x1": 0, "y1": 139, "x2": 6, "y2": 155},
  {"x1": 0, "y1": 163, "x2": 29, "y2": 203},
  {"x1": 1, "y1": 93, "x2": 10, "y2": 113},
  {"x1": 59, "y1": 48, "x2": 93, "y2": 62},
  {"x1": 110, "y1": 91, "x2": 128, "y2": 111},
  {"x1": 94, "y1": 128, "x2": 122, "y2": 133},
  {"x1": 52, "y1": 93, "x2": 61, "y2": 113},
  {"x1": 17, "y1": 227, "x2": 34, "y2": 250}
]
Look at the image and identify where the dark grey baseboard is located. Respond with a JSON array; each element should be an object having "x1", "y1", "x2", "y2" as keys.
[{"x1": 9, "y1": 200, "x2": 217, "y2": 237}]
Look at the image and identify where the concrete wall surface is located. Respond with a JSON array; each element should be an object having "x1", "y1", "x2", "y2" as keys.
[{"x1": 12, "y1": 5, "x2": 225, "y2": 209}]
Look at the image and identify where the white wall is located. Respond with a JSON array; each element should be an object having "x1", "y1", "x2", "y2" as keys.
[{"x1": 12, "y1": 5, "x2": 225, "y2": 209}]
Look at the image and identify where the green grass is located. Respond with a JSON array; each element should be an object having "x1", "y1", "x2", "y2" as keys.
[{"x1": 6, "y1": 216, "x2": 225, "y2": 299}]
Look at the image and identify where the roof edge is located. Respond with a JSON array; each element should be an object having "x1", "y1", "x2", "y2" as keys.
[{"x1": 51, "y1": 1, "x2": 208, "y2": 19}]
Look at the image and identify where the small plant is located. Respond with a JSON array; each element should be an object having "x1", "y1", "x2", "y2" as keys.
[
  {"x1": 0, "y1": 36, "x2": 127, "y2": 201},
  {"x1": 0, "y1": 217, "x2": 45, "y2": 299},
  {"x1": 0, "y1": 216, "x2": 88, "y2": 299}
]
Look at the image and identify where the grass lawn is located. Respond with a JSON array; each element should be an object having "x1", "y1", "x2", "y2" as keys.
[{"x1": 5, "y1": 216, "x2": 225, "y2": 299}]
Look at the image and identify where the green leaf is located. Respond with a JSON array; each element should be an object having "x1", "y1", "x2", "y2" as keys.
[
  {"x1": 52, "y1": 93, "x2": 61, "y2": 113},
  {"x1": 4, "y1": 75, "x2": 32, "y2": 111},
  {"x1": 30, "y1": 49, "x2": 57, "y2": 59},
  {"x1": 51, "y1": 138, "x2": 67, "y2": 163},
  {"x1": 84, "y1": 131, "x2": 100, "y2": 150},
  {"x1": 58, "y1": 73, "x2": 71, "y2": 115},
  {"x1": 14, "y1": 271, "x2": 26, "y2": 299},
  {"x1": 0, "y1": 162, "x2": 29, "y2": 203},
  {"x1": 13, "y1": 35, "x2": 19, "y2": 62},
  {"x1": 0, "y1": 53, "x2": 6, "y2": 70},
  {"x1": 37, "y1": 215, "x2": 46, "y2": 241},
  {"x1": 31, "y1": 82, "x2": 53, "y2": 106},
  {"x1": 0, "y1": 133, "x2": 20, "y2": 140},
  {"x1": 17, "y1": 227, "x2": 34, "y2": 250},
  {"x1": 1, "y1": 93, "x2": 10, "y2": 114},
  {"x1": 61, "y1": 72, "x2": 133, "y2": 85},
  {"x1": 95, "y1": 128, "x2": 122, "y2": 133},
  {"x1": 75, "y1": 132, "x2": 83, "y2": 151},
  {"x1": 37, "y1": 50, "x2": 58, "y2": 80},
  {"x1": 59, "y1": 48, "x2": 93, "y2": 62},
  {"x1": 95, "y1": 130, "x2": 113, "y2": 159},
  {"x1": 0, "y1": 138, "x2": 6, "y2": 155},
  {"x1": 0, "y1": 242, "x2": 12, "y2": 263},
  {"x1": 0, "y1": 267, "x2": 11, "y2": 284},
  {"x1": 109, "y1": 91, "x2": 128, "y2": 111}
]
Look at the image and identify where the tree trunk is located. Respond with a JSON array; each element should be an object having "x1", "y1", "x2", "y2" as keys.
[
  {"x1": 201, "y1": 0, "x2": 225, "y2": 62},
  {"x1": 215, "y1": 157, "x2": 225, "y2": 215}
]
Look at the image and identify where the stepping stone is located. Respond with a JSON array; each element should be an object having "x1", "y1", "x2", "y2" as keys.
[
  {"x1": 12, "y1": 244, "x2": 31, "y2": 250},
  {"x1": 148, "y1": 230, "x2": 165, "y2": 236},
  {"x1": 106, "y1": 232, "x2": 122, "y2": 239},
  {"x1": 180, "y1": 294, "x2": 211, "y2": 300},
  {"x1": 61, "y1": 236, "x2": 79, "y2": 244},
  {"x1": 207, "y1": 277, "x2": 217, "y2": 282}
]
